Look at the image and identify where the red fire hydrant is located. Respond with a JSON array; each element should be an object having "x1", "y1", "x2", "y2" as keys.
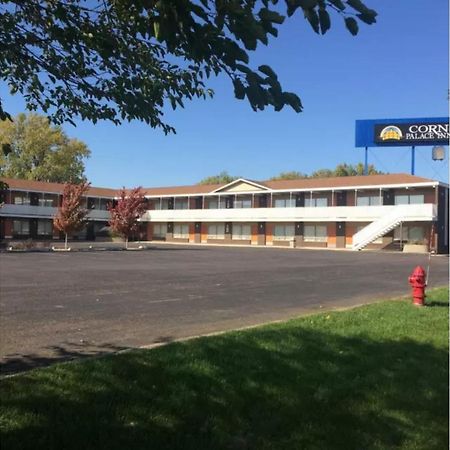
[{"x1": 408, "y1": 266, "x2": 427, "y2": 306}]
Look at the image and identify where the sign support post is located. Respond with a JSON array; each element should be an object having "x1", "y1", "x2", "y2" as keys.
[
  {"x1": 411, "y1": 146, "x2": 415, "y2": 175},
  {"x1": 364, "y1": 147, "x2": 368, "y2": 175}
]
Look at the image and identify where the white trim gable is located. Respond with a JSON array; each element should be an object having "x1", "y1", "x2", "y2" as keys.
[{"x1": 212, "y1": 178, "x2": 270, "y2": 193}]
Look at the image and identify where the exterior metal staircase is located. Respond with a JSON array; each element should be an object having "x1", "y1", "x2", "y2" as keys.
[{"x1": 351, "y1": 205, "x2": 435, "y2": 251}]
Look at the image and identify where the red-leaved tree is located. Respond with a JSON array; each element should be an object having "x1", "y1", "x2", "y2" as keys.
[
  {"x1": 54, "y1": 182, "x2": 90, "y2": 249},
  {"x1": 108, "y1": 187, "x2": 147, "y2": 249}
]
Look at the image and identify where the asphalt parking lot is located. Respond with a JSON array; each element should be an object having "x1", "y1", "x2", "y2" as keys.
[{"x1": 1, "y1": 244, "x2": 448, "y2": 373}]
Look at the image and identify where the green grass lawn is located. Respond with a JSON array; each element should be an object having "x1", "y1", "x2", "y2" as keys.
[{"x1": 1, "y1": 288, "x2": 448, "y2": 450}]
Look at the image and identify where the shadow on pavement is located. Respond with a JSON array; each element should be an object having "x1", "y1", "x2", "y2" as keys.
[{"x1": 1, "y1": 342, "x2": 129, "y2": 375}]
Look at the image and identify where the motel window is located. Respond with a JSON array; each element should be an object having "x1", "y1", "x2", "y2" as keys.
[
  {"x1": 232, "y1": 224, "x2": 251, "y2": 240},
  {"x1": 174, "y1": 199, "x2": 188, "y2": 210},
  {"x1": 395, "y1": 194, "x2": 424, "y2": 205},
  {"x1": 305, "y1": 197, "x2": 328, "y2": 207},
  {"x1": 153, "y1": 223, "x2": 167, "y2": 237},
  {"x1": 12, "y1": 192, "x2": 30, "y2": 205},
  {"x1": 304, "y1": 225, "x2": 327, "y2": 242},
  {"x1": 13, "y1": 219, "x2": 30, "y2": 235},
  {"x1": 234, "y1": 198, "x2": 252, "y2": 209},
  {"x1": 274, "y1": 198, "x2": 295, "y2": 208},
  {"x1": 159, "y1": 199, "x2": 170, "y2": 210},
  {"x1": 273, "y1": 224, "x2": 295, "y2": 240},
  {"x1": 99, "y1": 198, "x2": 110, "y2": 210},
  {"x1": 207, "y1": 199, "x2": 219, "y2": 209},
  {"x1": 38, "y1": 197, "x2": 52, "y2": 207},
  {"x1": 356, "y1": 196, "x2": 381, "y2": 206},
  {"x1": 37, "y1": 220, "x2": 53, "y2": 235},
  {"x1": 207, "y1": 223, "x2": 225, "y2": 239},
  {"x1": 173, "y1": 224, "x2": 189, "y2": 238},
  {"x1": 38, "y1": 193, "x2": 59, "y2": 208},
  {"x1": 394, "y1": 226, "x2": 425, "y2": 243}
]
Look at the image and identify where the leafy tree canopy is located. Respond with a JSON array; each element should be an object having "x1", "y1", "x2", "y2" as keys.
[
  {"x1": 271, "y1": 163, "x2": 383, "y2": 180},
  {"x1": 0, "y1": 1, "x2": 376, "y2": 133},
  {"x1": 198, "y1": 171, "x2": 239, "y2": 185},
  {"x1": 0, "y1": 113, "x2": 90, "y2": 183},
  {"x1": 270, "y1": 170, "x2": 309, "y2": 180}
]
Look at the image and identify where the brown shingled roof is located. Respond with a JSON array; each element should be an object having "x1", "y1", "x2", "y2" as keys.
[
  {"x1": 262, "y1": 173, "x2": 435, "y2": 191},
  {"x1": 142, "y1": 173, "x2": 435, "y2": 195},
  {"x1": 140, "y1": 183, "x2": 224, "y2": 196},
  {"x1": 0, "y1": 177, "x2": 117, "y2": 198},
  {"x1": 0, "y1": 173, "x2": 438, "y2": 198}
]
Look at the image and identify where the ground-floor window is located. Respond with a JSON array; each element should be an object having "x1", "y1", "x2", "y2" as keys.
[
  {"x1": 273, "y1": 224, "x2": 295, "y2": 240},
  {"x1": 153, "y1": 223, "x2": 167, "y2": 238},
  {"x1": 394, "y1": 225, "x2": 425, "y2": 243},
  {"x1": 304, "y1": 224, "x2": 327, "y2": 242},
  {"x1": 93, "y1": 222, "x2": 110, "y2": 237},
  {"x1": 173, "y1": 223, "x2": 189, "y2": 238},
  {"x1": 37, "y1": 220, "x2": 53, "y2": 236},
  {"x1": 13, "y1": 219, "x2": 29, "y2": 236},
  {"x1": 73, "y1": 226, "x2": 87, "y2": 240},
  {"x1": 208, "y1": 223, "x2": 225, "y2": 239},
  {"x1": 232, "y1": 223, "x2": 251, "y2": 240}
]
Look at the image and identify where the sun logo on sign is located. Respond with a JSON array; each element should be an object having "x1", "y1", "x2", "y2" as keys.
[{"x1": 380, "y1": 126, "x2": 403, "y2": 141}]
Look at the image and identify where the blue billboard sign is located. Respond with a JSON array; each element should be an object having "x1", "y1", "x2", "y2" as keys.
[{"x1": 355, "y1": 117, "x2": 449, "y2": 148}]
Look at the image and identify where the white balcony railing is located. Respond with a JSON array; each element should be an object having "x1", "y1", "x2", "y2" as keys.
[
  {"x1": 0, "y1": 204, "x2": 110, "y2": 221},
  {"x1": 141, "y1": 204, "x2": 436, "y2": 223},
  {"x1": 1, "y1": 203, "x2": 436, "y2": 225}
]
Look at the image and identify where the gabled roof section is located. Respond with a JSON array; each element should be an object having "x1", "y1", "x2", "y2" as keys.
[{"x1": 212, "y1": 178, "x2": 270, "y2": 193}]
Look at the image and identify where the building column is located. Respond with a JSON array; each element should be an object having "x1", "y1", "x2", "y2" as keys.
[
  {"x1": 188, "y1": 223, "x2": 196, "y2": 243},
  {"x1": 3, "y1": 218, "x2": 13, "y2": 239},
  {"x1": 188, "y1": 197, "x2": 196, "y2": 210},
  {"x1": 201, "y1": 223, "x2": 208, "y2": 243},
  {"x1": 30, "y1": 219, "x2": 38, "y2": 239},
  {"x1": 251, "y1": 223, "x2": 259, "y2": 245},
  {"x1": 265, "y1": 223, "x2": 273, "y2": 246}
]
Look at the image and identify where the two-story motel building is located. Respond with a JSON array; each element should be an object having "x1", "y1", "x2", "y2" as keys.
[{"x1": 0, "y1": 173, "x2": 448, "y2": 253}]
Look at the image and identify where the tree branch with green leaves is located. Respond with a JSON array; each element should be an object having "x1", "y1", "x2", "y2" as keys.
[{"x1": 0, "y1": 0, "x2": 377, "y2": 133}]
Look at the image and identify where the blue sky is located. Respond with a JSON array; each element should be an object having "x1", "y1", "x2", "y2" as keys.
[{"x1": 1, "y1": 0, "x2": 449, "y2": 188}]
